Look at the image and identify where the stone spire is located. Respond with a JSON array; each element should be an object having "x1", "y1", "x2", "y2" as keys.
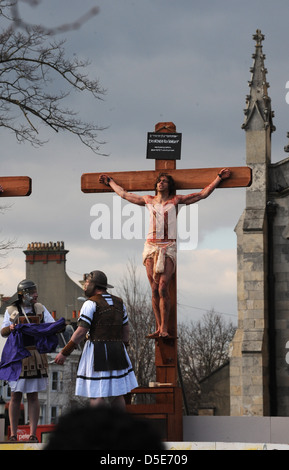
[{"x1": 242, "y1": 29, "x2": 275, "y2": 132}]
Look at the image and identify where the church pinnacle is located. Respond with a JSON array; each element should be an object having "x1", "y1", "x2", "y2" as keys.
[{"x1": 242, "y1": 29, "x2": 275, "y2": 132}]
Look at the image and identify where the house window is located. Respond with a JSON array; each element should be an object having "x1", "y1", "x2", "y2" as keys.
[
  {"x1": 51, "y1": 371, "x2": 63, "y2": 392},
  {"x1": 50, "y1": 406, "x2": 62, "y2": 424},
  {"x1": 39, "y1": 404, "x2": 46, "y2": 425}
]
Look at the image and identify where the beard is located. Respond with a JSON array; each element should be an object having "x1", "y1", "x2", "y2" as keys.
[{"x1": 84, "y1": 283, "x2": 95, "y2": 298}]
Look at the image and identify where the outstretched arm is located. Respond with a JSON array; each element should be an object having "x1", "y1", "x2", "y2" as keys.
[
  {"x1": 99, "y1": 174, "x2": 146, "y2": 206},
  {"x1": 54, "y1": 326, "x2": 88, "y2": 365},
  {"x1": 176, "y1": 168, "x2": 231, "y2": 205}
]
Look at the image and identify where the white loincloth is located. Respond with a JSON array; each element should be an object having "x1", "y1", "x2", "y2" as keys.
[{"x1": 142, "y1": 240, "x2": 176, "y2": 282}]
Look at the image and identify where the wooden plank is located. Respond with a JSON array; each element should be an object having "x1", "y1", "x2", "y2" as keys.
[
  {"x1": 125, "y1": 413, "x2": 167, "y2": 420},
  {"x1": 131, "y1": 387, "x2": 174, "y2": 394},
  {"x1": 0, "y1": 176, "x2": 32, "y2": 197},
  {"x1": 126, "y1": 403, "x2": 174, "y2": 414},
  {"x1": 167, "y1": 387, "x2": 183, "y2": 441},
  {"x1": 81, "y1": 166, "x2": 251, "y2": 193}
]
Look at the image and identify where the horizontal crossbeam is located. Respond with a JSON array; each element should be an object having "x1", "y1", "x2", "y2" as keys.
[
  {"x1": 81, "y1": 166, "x2": 251, "y2": 193},
  {"x1": 0, "y1": 177, "x2": 32, "y2": 197}
]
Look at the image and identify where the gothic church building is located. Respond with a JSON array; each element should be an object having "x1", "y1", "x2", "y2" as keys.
[{"x1": 230, "y1": 30, "x2": 289, "y2": 417}]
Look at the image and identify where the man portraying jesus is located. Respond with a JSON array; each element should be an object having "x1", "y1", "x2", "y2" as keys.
[{"x1": 99, "y1": 168, "x2": 231, "y2": 338}]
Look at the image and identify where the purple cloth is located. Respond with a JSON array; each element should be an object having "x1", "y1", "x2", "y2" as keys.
[{"x1": 0, "y1": 317, "x2": 66, "y2": 381}]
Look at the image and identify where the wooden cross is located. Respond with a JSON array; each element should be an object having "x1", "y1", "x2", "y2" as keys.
[
  {"x1": 81, "y1": 121, "x2": 251, "y2": 382},
  {"x1": 0, "y1": 176, "x2": 32, "y2": 197},
  {"x1": 81, "y1": 122, "x2": 251, "y2": 438}
]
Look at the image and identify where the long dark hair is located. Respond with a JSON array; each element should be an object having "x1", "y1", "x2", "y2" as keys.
[{"x1": 154, "y1": 172, "x2": 176, "y2": 196}]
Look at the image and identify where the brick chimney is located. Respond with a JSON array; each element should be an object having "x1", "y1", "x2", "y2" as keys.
[
  {"x1": 25, "y1": 241, "x2": 68, "y2": 265},
  {"x1": 23, "y1": 241, "x2": 83, "y2": 320}
]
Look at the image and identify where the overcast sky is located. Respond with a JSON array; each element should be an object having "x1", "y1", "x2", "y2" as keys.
[{"x1": 1, "y1": 0, "x2": 289, "y2": 324}]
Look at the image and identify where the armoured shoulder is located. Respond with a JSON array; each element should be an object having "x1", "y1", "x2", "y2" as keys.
[
  {"x1": 7, "y1": 305, "x2": 19, "y2": 320},
  {"x1": 34, "y1": 302, "x2": 44, "y2": 316},
  {"x1": 110, "y1": 294, "x2": 124, "y2": 310},
  {"x1": 7, "y1": 305, "x2": 17, "y2": 315}
]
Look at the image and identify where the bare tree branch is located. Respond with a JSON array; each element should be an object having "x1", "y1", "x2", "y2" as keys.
[
  {"x1": 0, "y1": 231, "x2": 23, "y2": 269},
  {"x1": 10, "y1": 0, "x2": 100, "y2": 35},
  {"x1": 178, "y1": 311, "x2": 236, "y2": 414},
  {"x1": 0, "y1": 1, "x2": 107, "y2": 154}
]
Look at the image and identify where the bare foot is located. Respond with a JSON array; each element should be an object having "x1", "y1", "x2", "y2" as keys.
[
  {"x1": 159, "y1": 330, "x2": 169, "y2": 338},
  {"x1": 147, "y1": 330, "x2": 160, "y2": 338}
]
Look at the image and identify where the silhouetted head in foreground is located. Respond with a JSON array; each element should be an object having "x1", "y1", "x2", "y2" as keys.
[{"x1": 44, "y1": 406, "x2": 165, "y2": 450}]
